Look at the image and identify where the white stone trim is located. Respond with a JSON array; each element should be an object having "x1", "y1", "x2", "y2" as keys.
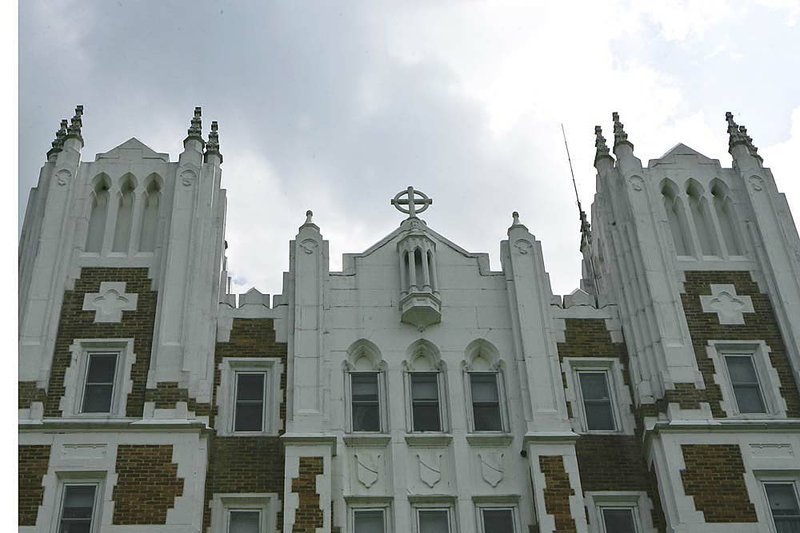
[
  {"x1": 60, "y1": 338, "x2": 136, "y2": 419},
  {"x1": 347, "y1": 499, "x2": 393, "y2": 533},
  {"x1": 43, "y1": 471, "x2": 107, "y2": 533},
  {"x1": 584, "y1": 491, "x2": 656, "y2": 533},
  {"x1": 473, "y1": 500, "x2": 522, "y2": 533},
  {"x1": 216, "y1": 357, "x2": 283, "y2": 436},
  {"x1": 209, "y1": 492, "x2": 278, "y2": 533},
  {"x1": 706, "y1": 340, "x2": 787, "y2": 418},
  {"x1": 409, "y1": 498, "x2": 458, "y2": 533},
  {"x1": 561, "y1": 357, "x2": 635, "y2": 435}
]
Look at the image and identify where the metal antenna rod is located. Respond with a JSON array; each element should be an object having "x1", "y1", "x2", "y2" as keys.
[{"x1": 561, "y1": 123, "x2": 581, "y2": 211}]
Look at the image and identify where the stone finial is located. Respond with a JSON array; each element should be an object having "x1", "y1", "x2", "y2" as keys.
[
  {"x1": 725, "y1": 111, "x2": 747, "y2": 151},
  {"x1": 46, "y1": 119, "x2": 69, "y2": 158},
  {"x1": 594, "y1": 125, "x2": 611, "y2": 165},
  {"x1": 739, "y1": 125, "x2": 763, "y2": 162},
  {"x1": 612, "y1": 111, "x2": 633, "y2": 149},
  {"x1": 65, "y1": 105, "x2": 84, "y2": 144},
  {"x1": 512, "y1": 211, "x2": 521, "y2": 226},
  {"x1": 185, "y1": 106, "x2": 204, "y2": 143},
  {"x1": 204, "y1": 120, "x2": 223, "y2": 163},
  {"x1": 305, "y1": 210, "x2": 314, "y2": 225}
]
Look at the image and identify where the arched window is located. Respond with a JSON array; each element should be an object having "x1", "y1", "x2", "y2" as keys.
[
  {"x1": 86, "y1": 176, "x2": 110, "y2": 253},
  {"x1": 711, "y1": 180, "x2": 743, "y2": 256},
  {"x1": 661, "y1": 180, "x2": 692, "y2": 256},
  {"x1": 462, "y1": 340, "x2": 507, "y2": 433},
  {"x1": 139, "y1": 177, "x2": 161, "y2": 252},
  {"x1": 344, "y1": 340, "x2": 386, "y2": 433},
  {"x1": 112, "y1": 176, "x2": 136, "y2": 252},
  {"x1": 686, "y1": 181, "x2": 719, "y2": 256},
  {"x1": 403, "y1": 340, "x2": 446, "y2": 433}
]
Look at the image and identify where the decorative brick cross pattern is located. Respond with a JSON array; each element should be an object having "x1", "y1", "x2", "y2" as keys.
[
  {"x1": 82, "y1": 281, "x2": 138, "y2": 323},
  {"x1": 700, "y1": 284, "x2": 754, "y2": 325}
]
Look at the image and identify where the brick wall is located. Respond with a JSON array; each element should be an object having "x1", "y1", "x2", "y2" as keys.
[
  {"x1": 203, "y1": 318, "x2": 288, "y2": 530},
  {"x1": 680, "y1": 444, "x2": 757, "y2": 523},
  {"x1": 113, "y1": 444, "x2": 185, "y2": 524},
  {"x1": 680, "y1": 271, "x2": 800, "y2": 417},
  {"x1": 291, "y1": 456, "x2": 324, "y2": 533},
  {"x1": 557, "y1": 318, "x2": 666, "y2": 531},
  {"x1": 42, "y1": 267, "x2": 158, "y2": 418},
  {"x1": 18, "y1": 444, "x2": 51, "y2": 526},
  {"x1": 539, "y1": 455, "x2": 577, "y2": 533}
]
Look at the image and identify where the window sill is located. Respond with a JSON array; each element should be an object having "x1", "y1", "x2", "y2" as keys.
[
  {"x1": 465, "y1": 433, "x2": 514, "y2": 447},
  {"x1": 404, "y1": 434, "x2": 452, "y2": 447},
  {"x1": 343, "y1": 434, "x2": 391, "y2": 447}
]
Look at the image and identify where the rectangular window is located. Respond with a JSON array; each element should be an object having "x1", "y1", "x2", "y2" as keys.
[
  {"x1": 228, "y1": 509, "x2": 261, "y2": 533},
  {"x1": 600, "y1": 507, "x2": 638, "y2": 533},
  {"x1": 578, "y1": 371, "x2": 616, "y2": 431},
  {"x1": 417, "y1": 508, "x2": 450, "y2": 533},
  {"x1": 59, "y1": 484, "x2": 97, "y2": 533},
  {"x1": 353, "y1": 509, "x2": 386, "y2": 533},
  {"x1": 234, "y1": 372, "x2": 266, "y2": 432},
  {"x1": 351, "y1": 373, "x2": 381, "y2": 432},
  {"x1": 480, "y1": 507, "x2": 515, "y2": 533},
  {"x1": 411, "y1": 373, "x2": 441, "y2": 432},
  {"x1": 725, "y1": 355, "x2": 766, "y2": 413},
  {"x1": 81, "y1": 352, "x2": 118, "y2": 413},
  {"x1": 764, "y1": 482, "x2": 800, "y2": 532},
  {"x1": 471, "y1": 373, "x2": 502, "y2": 431}
]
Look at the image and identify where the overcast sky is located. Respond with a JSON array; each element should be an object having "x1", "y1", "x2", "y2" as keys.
[{"x1": 19, "y1": 0, "x2": 800, "y2": 297}]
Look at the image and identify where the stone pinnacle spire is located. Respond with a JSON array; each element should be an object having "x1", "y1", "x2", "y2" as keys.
[
  {"x1": 65, "y1": 105, "x2": 84, "y2": 145},
  {"x1": 594, "y1": 125, "x2": 612, "y2": 165},
  {"x1": 185, "y1": 107, "x2": 204, "y2": 144},
  {"x1": 612, "y1": 111, "x2": 633, "y2": 150},
  {"x1": 725, "y1": 111, "x2": 762, "y2": 162},
  {"x1": 46, "y1": 119, "x2": 69, "y2": 159},
  {"x1": 204, "y1": 120, "x2": 222, "y2": 163}
]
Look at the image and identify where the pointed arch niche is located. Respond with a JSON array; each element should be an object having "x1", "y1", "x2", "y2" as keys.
[
  {"x1": 112, "y1": 174, "x2": 137, "y2": 252},
  {"x1": 686, "y1": 180, "x2": 720, "y2": 256},
  {"x1": 139, "y1": 174, "x2": 162, "y2": 252},
  {"x1": 86, "y1": 174, "x2": 111, "y2": 253},
  {"x1": 661, "y1": 179, "x2": 693, "y2": 257},
  {"x1": 397, "y1": 232, "x2": 441, "y2": 329},
  {"x1": 711, "y1": 179, "x2": 743, "y2": 257}
]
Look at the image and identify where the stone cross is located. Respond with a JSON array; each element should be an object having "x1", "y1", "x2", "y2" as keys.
[
  {"x1": 700, "y1": 284, "x2": 754, "y2": 325},
  {"x1": 391, "y1": 186, "x2": 432, "y2": 218},
  {"x1": 83, "y1": 282, "x2": 138, "y2": 323}
]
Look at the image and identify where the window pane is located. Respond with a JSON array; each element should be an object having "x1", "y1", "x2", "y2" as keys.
[
  {"x1": 766, "y1": 482, "x2": 800, "y2": 533},
  {"x1": 482, "y1": 508, "x2": 514, "y2": 533},
  {"x1": 412, "y1": 374, "x2": 439, "y2": 400},
  {"x1": 229, "y1": 510, "x2": 260, "y2": 533},
  {"x1": 733, "y1": 384, "x2": 766, "y2": 413},
  {"x1": 601, "y1": 508, "x2": 637, "y2": 533},
  {"x1": 60, "y1": 485, "x2": 95, "y2": 533},
  {"x1": 584, "y1": 401, "x2": 615, "y2": 431},
  {"x1": 237, "y1": 373, "x2": 265, "y2": 401},
  {"x1": 234, "y1": 402, "x2": 264, "y2": 432},
  {"x1": 86, "y1": 354, "x2": 116, "y2": 383},
  {"x1": 578, "y1": 372, "x2": 610, "y2": 401},
  {"x1": 82, "y1": 383, "x2": 114, "y2": 413},
  {"x1": 354, "y1": 509, "x2": 384, "y2": 533},
  {"x1": 418, "y1": 509, "x2": 449, "y2": 533},
  {"x1": 471, "y1": 374, "x2": 499, "y2": 403},
  {"x1": 353, "y1": 404, "x2": 380, "y2": 432},
  {"x1": 352, "y1": 374, "x2": 379, "y2": 401},
  {"x1": 473, "y1": 405, "x2": 502, "y2": 431},
  {"x1": 413, "y1": 404, "x2": 441, "y2": 431},
  {"x1": 726, "y1": 356, "x2": 759, "y2": 383}
]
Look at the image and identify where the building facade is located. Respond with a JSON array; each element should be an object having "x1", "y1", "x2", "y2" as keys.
[{"x1": 18, "y1": 107, "x2": 800, "y2": 532}]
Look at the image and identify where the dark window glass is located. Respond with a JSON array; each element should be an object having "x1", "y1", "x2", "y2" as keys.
[
  {"x1": 471, "y1": 373, "x2": 502, "y2": 431},
  {"x1": 59, "y1": 484, "x2": 96, "y2": 533},
  {"x1": 418, "y1": 509, "x2": 449, "y2": 533},
  {"x1": 351, "y1": 373, "x2": 380, "y2": 432},
  {"x1": 578, "y1": 372, "x2": 615, "y2": 431},
  {"x1": 82, "y1": 353, "x2": 117, "y2": 413},
  {"x1": 411, "y1": 373, "x2": 441, "y2": 431},
  {"x1": 229, "y1": 509, "x2": 260, "y2": 533},
  {"x1": 725, "y1": 356, "x2": 766, "y2": 413},
  {"x1": 482, "y1": 508, "x2": 514, "y2": 533},
  {"x1": 601, "y1": 508, "x2": 637, "y2": 533},
  {"x1": 234, "y1": 373, "x2": 265, "y2": 432},
  {"x1": 354, "y1": 509, "x2": 384, "y2": 533},
  {"x1": 765, "y1": 483, "x2": 800, "y2": 533}
]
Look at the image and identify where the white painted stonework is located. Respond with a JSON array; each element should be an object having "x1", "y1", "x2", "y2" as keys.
[
  {"x1": 82, "y1": 281, "x2": 138, "y2": 323},
  {"x1": 18, "y1": 110, "x2": 800, "y2": 533},
  {"x1": 700, "y1": 284, "x2": 754, "y2": 325}
]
